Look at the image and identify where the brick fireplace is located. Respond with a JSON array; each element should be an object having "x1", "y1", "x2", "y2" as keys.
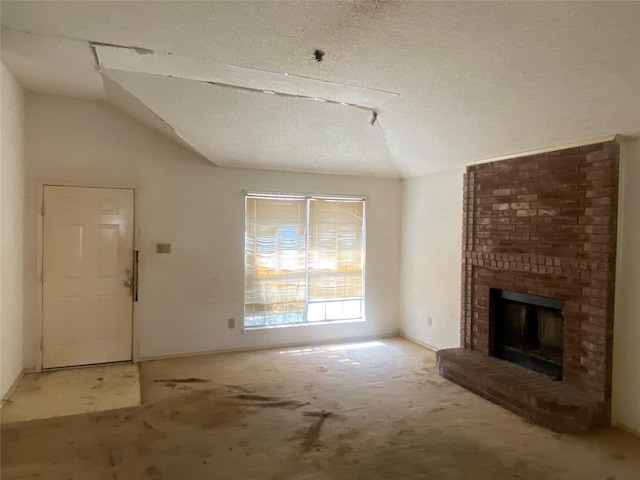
[{"x1": 437, "y1": 140, "x2": 619, "y2": 433}]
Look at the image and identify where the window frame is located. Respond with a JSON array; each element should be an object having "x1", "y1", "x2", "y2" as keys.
[{"x1": 243, "y1": 191, "x2": 367, "y2": 330}]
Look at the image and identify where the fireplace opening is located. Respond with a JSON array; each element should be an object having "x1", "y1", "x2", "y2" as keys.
[{"x1": 491, "y1": 289, "x2": 564, "y2": 380}]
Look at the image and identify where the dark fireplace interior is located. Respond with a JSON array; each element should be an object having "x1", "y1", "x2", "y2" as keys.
[{"x1": 491, "y1": 289, "x2": 564, "y2": 380}]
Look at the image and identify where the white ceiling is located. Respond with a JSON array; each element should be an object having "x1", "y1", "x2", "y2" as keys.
[{"x1": 1, "y1": 1, "x2": 639, "y2": 178}]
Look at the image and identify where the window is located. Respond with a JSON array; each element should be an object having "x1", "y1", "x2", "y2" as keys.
[{"x1": 244, "y1": 193, "x2": 365, "y2": 328}]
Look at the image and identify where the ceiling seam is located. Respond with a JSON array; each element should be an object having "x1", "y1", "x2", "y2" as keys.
[
  {"x1": 102, "y1": 73, "x2": 219, "y2": 167},
  {"x1": 374, "y1": 115, "x2": 405, "y2": 179},
  {"x1": 1, "y1": 28, "x2": 399, "y2": 100}
]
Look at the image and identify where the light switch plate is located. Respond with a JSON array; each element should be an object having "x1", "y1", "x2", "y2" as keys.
[{"x1": 156, "y1": 243, "x2": 172, "y2": 254}]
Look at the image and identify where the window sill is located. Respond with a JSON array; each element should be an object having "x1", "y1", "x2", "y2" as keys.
[{"x1": 243, "y1": 318, "x2": 366, "y2": 334}]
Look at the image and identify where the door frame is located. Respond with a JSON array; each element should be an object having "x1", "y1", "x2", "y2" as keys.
[{"x1": 36, "y1": 182, "x2": 139, "y2": 371}]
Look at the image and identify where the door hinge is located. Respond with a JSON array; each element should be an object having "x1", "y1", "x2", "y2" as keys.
[
  {"x1": 40, "y1": 268, "x2": 44, "y2": 283},
  {"x1": 40, "y1": 338, "x2": 43, "y2": 353},
  {"x1": 41, "y1": 202, "x2": 45, "y2": 216}
]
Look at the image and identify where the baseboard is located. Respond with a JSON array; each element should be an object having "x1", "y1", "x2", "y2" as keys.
[
  {"x1": 1, "y1": 371, "x2": 25, "y2": 407},
  {"x1": 138, "y1": 331, "x2": 401, "y2": 363},
  {"x1": 399, "y1": 332, "x2": 439, "y2": 352},
  {"x1": 613, "y1": 422, "x2": 640, "y2": 438}
]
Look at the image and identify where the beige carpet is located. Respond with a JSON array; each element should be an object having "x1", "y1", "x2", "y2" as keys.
[
  {"x1": 2, "y1": 339, "x2": 639, "y2": 480},
  {"x1": 1, "y1": 363, "x2": 140, "y2": 423}
]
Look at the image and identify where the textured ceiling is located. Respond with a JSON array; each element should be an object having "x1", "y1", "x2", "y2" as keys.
[
  {"x1": 104, "y1": 68, "x2": 400, "y2": 176},
  {"x1": 1, "y1": 1, "x2": 639, "y2": 178}
]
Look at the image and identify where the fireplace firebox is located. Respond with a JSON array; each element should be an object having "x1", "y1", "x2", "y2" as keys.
[{"x1": 491, "y1": 289, "x2": 563, "y2": 380}]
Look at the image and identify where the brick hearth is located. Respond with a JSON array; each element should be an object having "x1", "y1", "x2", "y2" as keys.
[{"x1": 437, "y1": 140, "x2": 619, "y2": 433}]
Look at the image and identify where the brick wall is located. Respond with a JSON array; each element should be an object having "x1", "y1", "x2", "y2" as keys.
[{"x1": 461, "y1": 141, "x2": 619, "y2": 404}]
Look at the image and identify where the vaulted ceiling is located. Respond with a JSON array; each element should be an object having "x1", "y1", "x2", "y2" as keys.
[{"x1": 2, "y1": 1, "x2": 639, "y2": 178}]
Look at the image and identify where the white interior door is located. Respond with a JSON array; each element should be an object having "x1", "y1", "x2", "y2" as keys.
[{"x1": 42, "y1": 186, "x2": 134, "y2": 369}]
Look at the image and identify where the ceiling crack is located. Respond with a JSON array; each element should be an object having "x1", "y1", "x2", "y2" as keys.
[{"x1": 198, "y1": 79, "x2": 377, "y2": 116}]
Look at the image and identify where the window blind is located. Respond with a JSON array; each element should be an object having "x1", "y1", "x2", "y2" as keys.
[
  {"x1": 244, "y1": 197, "x2": 307, "y2": 320},
  {"x1": 244, "y1": 194, "x2": 365, "y2": 328},
  {"x1": 308, "y1": 198, "x2": 364, "y2": 300}
]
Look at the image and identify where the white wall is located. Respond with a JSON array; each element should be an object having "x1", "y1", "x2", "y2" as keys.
[
  {"x1": 22, "y1": 93, "x2": 639, "y2": 433},
  {"x1": 399, "y1": 168, "x2": 464, "y2": 349},
  {"x1": 1, "y1": 63, "x2": 25, "y2": 398},
  {"x1": 612, "y1": 138, "x2": 640, "y2": 433},
  {"x1": 23, "y1": 94, "x2": 402, "y2": 365}
]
